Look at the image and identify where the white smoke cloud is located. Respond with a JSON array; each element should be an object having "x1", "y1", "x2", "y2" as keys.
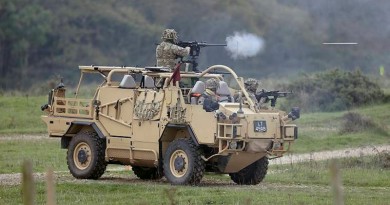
[{"x1": 225, "y1": 31, "x2": 265, "y2": 60}]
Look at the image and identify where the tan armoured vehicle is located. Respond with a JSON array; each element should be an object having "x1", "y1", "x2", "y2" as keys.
[{"x1": 41, "y1": 65, "x2": 299, "y2": 185}]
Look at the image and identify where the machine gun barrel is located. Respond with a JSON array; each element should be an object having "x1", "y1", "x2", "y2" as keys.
[
  {"x1": 175, "y1": 41, "x2": 226, "y2": 72},
  {"x1": 177, "y1": 41, "x2": 227, "y2": 48},
  {"x1": 197, "y1": 43, "x2": 227, "y2": 47}
]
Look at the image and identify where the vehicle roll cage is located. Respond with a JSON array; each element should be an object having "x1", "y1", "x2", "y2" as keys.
[{"x1": 75, "y1": 65, "x2": 256, "y2": 108}]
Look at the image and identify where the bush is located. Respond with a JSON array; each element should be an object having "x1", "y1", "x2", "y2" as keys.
[
  {"x1": 341, "y1": 152, "x2": 390, "y2": 169},
  {"x1": 338, "y1": 111, "x2": 388, "y2": 137},
  {"x1": 27, "y1": 78, "x2": 58, "y2": 96},
  {"x1": 280, "y1": 69, "x2": 385, "y2": 112},
  {"x1": 378, "y1": 151, "x2": 390, "y2": 169},
  {"x1": 339, "y1": 112, "x2": 375, "y2": 134}
]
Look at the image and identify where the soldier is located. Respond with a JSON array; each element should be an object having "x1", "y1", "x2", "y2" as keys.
[
  {"x1": 234, "y1": 78, "x2": 268, "y2": 109},
  {"x1": 244, "y1": 78, "x2": 259, "y2": 94},
  {"x1": 245, "y1": 78, "x2": 269, "y2": 109},
  {"x1": 204, "y1": 78, "x2": 219, "y2": 98},
  {"x1": 234, "y1": 78, "x2": 258, "y2": 102},
  {"x1": 202, "y1": 78, "x2": 219, "y2": 112},
  {"x1": 156, "y1": 29, "x2": 190, "y2": 70}
]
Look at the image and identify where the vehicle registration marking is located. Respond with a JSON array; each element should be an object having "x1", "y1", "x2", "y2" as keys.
[{"x1": 254, "y1": 120, "x2": 267, "y2": 132}]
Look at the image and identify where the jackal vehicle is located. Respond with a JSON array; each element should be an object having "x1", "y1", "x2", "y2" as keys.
[{"x1": 41, "y1": 65, "x2": 299, "y2": 185}]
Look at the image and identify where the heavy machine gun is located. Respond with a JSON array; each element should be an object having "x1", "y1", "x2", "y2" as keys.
[{"x1": 177, "y1": 41, "x2": 226, "y2": 72}]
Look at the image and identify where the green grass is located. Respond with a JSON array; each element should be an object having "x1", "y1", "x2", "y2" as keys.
[
  {"x1": 292, "y1": 103, "x2": 390, "y2": 153},
  {"x1": 2, "y1": 180, "x2": 388, "y2": 205},
  {"x1": 0, "y1": 138, "x2": 67, "y2": 174},
  {"x1": 0, "y1": 135, "x2": 389, "y2": 204},
  {"x1": 0, "y1": 181, "x2": 332, "y2": 205},
  {"x1": 0, "y1": 96, "x2": 47, "y2": 134},
  {"x1": 0, "y1": 156, "x2": 388, "y2": 205},
  {"x1": 267, "y1": 156, "x2": 390, "y2": 187}
]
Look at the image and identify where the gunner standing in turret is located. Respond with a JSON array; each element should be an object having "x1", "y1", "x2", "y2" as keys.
[{"x1": 156, "y1": 29, "x2": 190, "y2": 71}]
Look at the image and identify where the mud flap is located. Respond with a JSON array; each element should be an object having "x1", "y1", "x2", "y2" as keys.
[{"x1": 217, "y1": 152, "x2": 266, "y2": 173}]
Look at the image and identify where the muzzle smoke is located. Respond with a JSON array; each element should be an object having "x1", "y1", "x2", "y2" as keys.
[{"x1": 225, "y1": 31, "x2": 264, "y2": 60}]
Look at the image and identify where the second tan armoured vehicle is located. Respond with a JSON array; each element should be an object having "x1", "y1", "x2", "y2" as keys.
[{"x1": 41, "y1": 65, "x2": 299, "y2": 185}]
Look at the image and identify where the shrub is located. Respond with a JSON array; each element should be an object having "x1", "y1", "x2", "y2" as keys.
[
  {"x1": 27, "y1": 78, "x2": 58, "y2": 96},
  {"x1": 341, "y1": 151, "x2": 390, "y2": 169},
  {"x1": 378, "y1": 151, "x2": 390, "y2": 169},
  {"x1": 339, "y1": 112, "x2": 375, "y2": 134},
  {"x1": 280, "y1": 69, "x2": 385, "y2": 112},
  {"x1": 338, "y1": 112, "x2": 388, "y2": 137}
]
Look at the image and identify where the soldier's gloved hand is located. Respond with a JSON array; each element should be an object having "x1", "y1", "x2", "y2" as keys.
[{"x1": 184, "y1": 47, "x2": 190, "y2": 53}]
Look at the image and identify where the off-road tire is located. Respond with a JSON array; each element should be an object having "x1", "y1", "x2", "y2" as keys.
[
  {"x1": 132, "y1": 166, "x2": 163, "y2": 180},
  {"x1": 163, "y1": 138, "x2": 205, "y2": 185},
  {"x1": 67, "y1": 131, "x2": 107, "y2": 179},
  {"x1": 229, "y1": 156, "x2": 269, "y2": 185}
]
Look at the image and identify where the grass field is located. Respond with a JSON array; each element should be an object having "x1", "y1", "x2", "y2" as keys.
[
  {"x1": 0, "y1": 96, "x2": 47, "y2": 134},
  {"x1": 0, "y1": 137, "x2": 66, "y2": 174},
  {"x1": 291, "y1": 103, "x2": 390, "y2": 153},
  {"x1": 1, "y1": 178, "x2": 388, "y2": 205},
  {"x1": 0, "y1": 136, "x2": 389, "y2": 204}
]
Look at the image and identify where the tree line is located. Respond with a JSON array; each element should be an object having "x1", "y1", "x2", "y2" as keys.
[{"x1": 1, "y1": 0, "x2": 388, "y2": 90}]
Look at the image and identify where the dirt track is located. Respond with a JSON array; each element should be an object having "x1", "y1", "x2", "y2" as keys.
[
  {"x1": 0, "y1": 134, "x2": 47, "y2": 141},
  {"x1": 0, "y1": 134, "x2": 389, "y2": 186},
  {"x1": 270, "y1": 144, "x2": 390, "y2": 165}
]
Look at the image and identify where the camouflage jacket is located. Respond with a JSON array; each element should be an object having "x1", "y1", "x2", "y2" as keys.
[
  {"x1": 156, "y1": 42, "x2": 190, "y2": 69},
  {"x1": 202, "y1": 89, "x2": 218, "y2": 101},
  {"x1": 233, "y1": 91, "x2": 268, "y2": 110}
]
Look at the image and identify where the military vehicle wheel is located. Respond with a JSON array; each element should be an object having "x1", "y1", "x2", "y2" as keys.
[
  {"x1": 132, "y1": 166, "x2": 163, "y2": 180},
  {"x1": 229, "y1": 157, "x2": 269, "y2": 185},
  {"x1": 67, "y1": 131, "x2": 107, "y2": 179},
  {"x1": 163, "y1": 138, "x2": 205, "y2": 185}
]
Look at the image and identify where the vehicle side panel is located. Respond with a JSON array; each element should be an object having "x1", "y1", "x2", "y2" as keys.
[{"x1": 186, "y1": 105, "x2": 217, "y2": 144}]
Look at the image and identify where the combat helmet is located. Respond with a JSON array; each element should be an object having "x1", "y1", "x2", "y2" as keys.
[
  {"x1": 244, "y1": 78, "x2": 259, "y2": 93},
  {"x1": 162, "y1": 29, "x2": 178, "y2": 43},
  {"x1": 205, "y1": 78, "x2": 219, "y2": 91}
]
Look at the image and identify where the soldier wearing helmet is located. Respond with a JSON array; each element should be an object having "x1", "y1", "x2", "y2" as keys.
[
  {"x1": 244, "y1": 78, "x2": 269, "y2": 109},
  {"x1": 234, "y1": 78, "x2": 259, "y2": 101},
  {"x1": 204, "y1": 78, "x2": 219, "y2": 97},
  {"x1": 156, "y1": 29, "x2": 190, "y2": 70},
  {"x1": 234, "y1": 78, "x2": 265, "y2": 109},
  {"x1": 201, "y1": 78, "x2": 220, "y2": 112},
  {"x1": 244, "y1": 78, "x2": 259, "y2": 94}
]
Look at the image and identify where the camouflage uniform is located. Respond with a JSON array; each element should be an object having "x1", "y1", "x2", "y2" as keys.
[
  {"x1": 234, "y1": 78, "x2": 268, "y2": 109},
  {"x1": 244, "y1": 78, "x2": 259, "y2": 94},
  {"x1": 244, "y1": 78, "x2": 269, "y2": 109},
  {"x1": 204, "y1": 78, "x2": 219, "y2": 100},
  {"x1": 234, "y1": 78, "x2": 258, "y2": 102},
  {"x1": 202, "y1": 78, "x2": 220, "y2": 111},
  {"x1": 156, "y1": 29, "x2": 190, "y2": 70}
]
